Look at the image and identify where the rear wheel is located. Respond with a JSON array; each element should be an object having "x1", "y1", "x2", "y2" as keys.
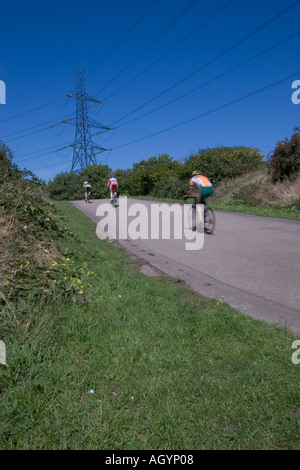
[{"x1": 204, "y1": 207, "x2": 215, "y2": 234}]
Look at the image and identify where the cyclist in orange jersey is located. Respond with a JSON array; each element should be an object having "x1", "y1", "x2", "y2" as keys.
[{"x1": 185, "y1": 170, "x2": 213, "y2": 205}]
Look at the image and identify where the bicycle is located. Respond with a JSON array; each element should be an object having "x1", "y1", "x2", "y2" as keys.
[
  {"x1": 183, "y1": 196, "x2": 216, "y2": 235},
  {"x1": 85, "y1": 190, "x2": 92, "y2": 203},
  {"x1": 111, "y1": 190, "x2": 118, "y2": 208}
]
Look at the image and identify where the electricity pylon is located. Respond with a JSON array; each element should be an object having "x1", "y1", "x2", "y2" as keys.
[{"x1": 55, "y1": 70, "x2": 114, "y2": 172}]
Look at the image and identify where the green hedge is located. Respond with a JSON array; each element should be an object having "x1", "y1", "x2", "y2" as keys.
[
  {"x1": 150, "y1": 177, "x2": 188, "y2": 199},
  {"x1": 46, "y1": 147, "x2": 264, "y2": 200},
  {"x1": 183, "y1": 147, "x2": 263, "y2": 184},
  {"x1": 268, "y1": 128, "x2": 300, "y2": 182}
]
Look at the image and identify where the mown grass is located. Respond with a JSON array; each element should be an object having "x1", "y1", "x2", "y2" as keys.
[{"x1": 0, "y1": 201, "x2": 300, "y2": 450}]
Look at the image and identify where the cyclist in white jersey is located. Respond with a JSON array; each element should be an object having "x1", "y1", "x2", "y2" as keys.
[{"x1": 107, "y1": 176, "x2": 118, "y2": 203}]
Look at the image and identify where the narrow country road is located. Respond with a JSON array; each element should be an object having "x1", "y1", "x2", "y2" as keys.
[{"x1": 72, "y1": 198, "x2": 300, "y2": 335}]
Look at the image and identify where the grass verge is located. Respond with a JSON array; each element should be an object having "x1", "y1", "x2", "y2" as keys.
[
  {"x1": 129, "y1": 195, "x2": 300, "y2": 221},
  {"x1": 209, "y1": 201, "x2": 300, "y2": 221},
  {"x1": 1, "y1": 201, "x2": 299, "y2": 450}
]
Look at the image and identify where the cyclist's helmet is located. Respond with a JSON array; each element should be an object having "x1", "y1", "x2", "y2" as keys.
[
  {"x1": 192, "y1": 170, "x2": 200, "y2": 176},
  {"x1": 84, "y1": 180, "x2": 90, "y2": 184}
]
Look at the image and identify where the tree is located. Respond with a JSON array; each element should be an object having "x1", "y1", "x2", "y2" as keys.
[{"x1": 269, "y1": 127, "x2": 300, "y2": 182}]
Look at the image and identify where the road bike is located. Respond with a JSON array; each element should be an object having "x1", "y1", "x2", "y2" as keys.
[
  {"x1": 85, "y1": 190, "x2": 92, "y2": 203},
  {"x1": 183, "y1": 196, "x2": 216, "y2": 235},
  {"x1": 111, "y1": 190, "x2": 118, "y2": 208}
]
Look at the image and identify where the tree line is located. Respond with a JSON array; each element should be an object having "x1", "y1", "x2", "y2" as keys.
[{"x1": 47, "y1": 127, "x2": 300, "y2": 201}]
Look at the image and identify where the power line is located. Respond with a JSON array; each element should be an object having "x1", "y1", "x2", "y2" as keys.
[
  {"x1": 119, "y1": 29, "x2": 300, "y2": 129},
  {"x1": 29, "y1": 159, "x2": 73, "y2": 172},
  {"x1": 29, "y1": 69, "x2": 300, "y2": 173},
  {"x1": 110, "y1": 0, "x2": 300, "y2": 127},
  {"x1": 2, "y1": 2, "x2": 159, "y2": 129},
  {"x1": 11, "y1": 124, "x2": 112, "y2": 165},
  {"x1": 11, "y1": 27, "x2": 298, "y2": 156},
  {"x1": 2, "y1": 0, "x2": 231, "y2": 145},
  {"x1": 94, "y1": 0, "x2": 199, "y2": 97},
  {"x1": 8, "y1": 74, "x2": 73, "y2": 102},
  {"x1": 4, "y1": 118, "x2": 73, "y2": 143},
  {"x1": 112, "y1": 70, "x2": 300, "y2": 150},
  {"x1": 15, "y1": 142, "x2": 71, "y2": 165},
  {"x1": 1, "y1": 113, "x2": 73, "y2": 140},
  {"x1": 86, "y1": 0, "x2": 159, "y2": 80},
  {"x1": 12, "y1": 141, "x2": 72, "y2": 161},
  {"x1": 106, "y1": 0, "x2": 234, "y2": 101},
  {"x1": 0, "y1": 94, "x2": 71, "y2": 124}
]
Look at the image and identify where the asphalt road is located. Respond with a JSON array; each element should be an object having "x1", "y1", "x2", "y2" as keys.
[{"x1": 72, "y1": 198, "x2": 300, "y2": 335}]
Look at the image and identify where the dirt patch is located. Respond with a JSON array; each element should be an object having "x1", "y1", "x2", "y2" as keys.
[
  {"x1": 109, "y1": 239, "x2": 207, "y2": 311},
  {"x1": 110, "y1": 240, "x2": 165, "y2": 278},
  {"x1": 138, "y1": 264, "x2": 163, "y2": 278}
]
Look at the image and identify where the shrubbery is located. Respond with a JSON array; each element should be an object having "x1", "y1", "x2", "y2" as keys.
[
  {"x1": 151, "y1": 177, "x2": 188, "y2": 200},
  {"x1": 0, "y1": 141, "x2": 76, "y2": 305},
  {"x1": 183, "y1": 147, "x2": 263, "y2": 184},
  {"x1": 124, "y1": 155, "x2": 183, "y2": 196},
  {"x1": 47, "y1": 147, "x2": 263, "y2": 200},
  {"x1": 269, "y1": 127, "x2": 300, "y2": 182}
]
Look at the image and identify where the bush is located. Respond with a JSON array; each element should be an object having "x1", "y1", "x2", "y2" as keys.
[
  {"x1": 183, "y1": 147, "x2": 263, "y2": 184},
  {"x1": 0, "y1": 141, "x2": 70, "y2": 304},
  {"x1": 151, "y1": 178, "x2": 188, "y2": 199},
  {"x1": 232, "y1": 183, "x2": 257, "y2": 205},
  {"x1": 48, "y1": 164, "x2": 112, "y2": 200},
  {"x1": 48, "y1": 171, "x2": 82, "y2": 200},
  {"x1": 269, "y1": 128, "x2": 300, "y2": 182},
  {"x1": 124, "y1": 155, "x2": 183, "y2": 196}
]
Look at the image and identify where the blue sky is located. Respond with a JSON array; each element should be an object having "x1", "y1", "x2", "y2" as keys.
[{"x1": 0, "y1": 0, "x2": 300, "y2": 182}]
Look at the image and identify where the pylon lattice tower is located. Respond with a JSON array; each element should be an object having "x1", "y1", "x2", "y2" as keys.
[{"x1": 59, "y1": 70, "x2": 112, "y2": 172}]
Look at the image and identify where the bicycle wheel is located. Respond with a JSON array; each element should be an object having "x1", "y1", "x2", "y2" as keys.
[
  {"x1": 191, "y1": 204, "x2": 196, "y2": 232},
  {"x1": 112, "y1": 193, "x2": 117, "y2": 207},
  {"x1": 204, "y1": 207, "x2": 215, "y2": 234}
]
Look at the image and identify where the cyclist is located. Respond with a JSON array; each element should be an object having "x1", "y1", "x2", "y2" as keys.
[
  {"x1": 184, "y1": 170, "x2": 213, "y2": 228},
  {"x1": 83, "y1": 180, "x2": 92, "y2": 202},
  {"x1": 107, "y1": 176, "x2": 118, "y2": 203},
  {"x1": 185, "y1": 170, "x2": 213, "y2": 205}
]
